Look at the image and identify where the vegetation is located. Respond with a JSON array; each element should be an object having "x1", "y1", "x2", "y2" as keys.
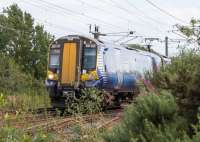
[
  {"x1": 104, "y1": 19, "x2": 200, "y2": 141},
  {"x1": 176, "y1": 18, "x2": 200, "y2": 47},
  {"x1": 65, "y1": 88, "x2": 104, "y2": 115},
  {"x1": 103, "y1": 92, "x2": 200, "y2": 142},
  {"x1": 69, "y1": 117, "x2": 103, "y2": 142},
  {"x1": 0, "y1": 127, "x2": 55, "y2": 142},
  {"x1": 147, "y1": 50, "x2": 200, "y2": 123},
  {"x1": 1, "y1": 3, "x2": 200, "y2": 142},
  {"x1": 0, "y1": 5, "x2": 53, "y2": 140},
  {"x1": 0, "y1": 4, "x2": 53, "y2": 80},
  {"x1": 146, "y1": 18, "x2": 200, "y2": 123},
  {"x1": 0, "y1": 4, "x2": 52, "y2": 110},
  {"x1": 0, "y1": 54, "x2": 43, "y2": 94},
  {"x1": 0, "y1": 53, "x2": 50, "y2": 111}
]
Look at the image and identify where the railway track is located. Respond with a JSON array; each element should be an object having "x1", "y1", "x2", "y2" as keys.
[
  {"x1": 0, "y1": 103, "x2": 126, "y2": 142},
  {"x1": 24, "y1": 107, "x2": 123, "y2": 132}
]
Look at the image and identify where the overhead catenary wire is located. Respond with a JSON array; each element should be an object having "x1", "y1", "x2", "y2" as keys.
[
  {"x1": 108, "y1": 0, "x2": 166, "y2": 34},
  {"x1": 21, "y1": 0, "x2": 120, "y2": 35},
  {"x1": 125, "y1": 0, "x2": 169, "y2": 27},
  {"x1": 21, "y1": 0, "x2": 87, "y2": 35},
  {"x1": 34, "y1": 18, "x2": 86, "y2": 35},
  {"x1": 144, "y1": 0, "x2": 187, "y2": 24},
  {"x1": 21, "y1": 0, "x2": 165, "y2": 38},
  {"x1": 76, "y1": 0, "x2": 141, "y2": 31},
  {"x1": 0, "y1": 14, "x2": 84, "y2": 36},
  {"x1": 78, "y1": 0, "x2": 170, "y2": 29},
  {"x1": 36, "y1": 0, "x2": 125, "y2": 30},
  {"x1": 170, "y1": 30, "x2": 199, "y2": 49},
  {"x1": 120, "y1": 36, "x2": 143, "y2": 44},
  {"x1": 75, "y1": 0, "x2": 153, "y2": 31}
]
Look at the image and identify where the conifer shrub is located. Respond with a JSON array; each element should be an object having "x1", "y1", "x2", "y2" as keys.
[
  {"x1": 103, "y1": 93, "x2": 189, "y2": 142},
  {"x1": 148, "y1": 50, "x2": 200, "y2": 123}
]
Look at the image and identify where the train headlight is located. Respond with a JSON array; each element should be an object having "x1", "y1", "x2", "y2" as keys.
[
  {"x1": 48, "y1": 74, "x2": 54, "y2": 80},
  {"x1": 47, "y1": 70, "x2": 58, "y2": 80}
]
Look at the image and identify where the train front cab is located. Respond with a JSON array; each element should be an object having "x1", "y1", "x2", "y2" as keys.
[{"x1": 46, "y1": 36, "x2": 98, "y2": 107}]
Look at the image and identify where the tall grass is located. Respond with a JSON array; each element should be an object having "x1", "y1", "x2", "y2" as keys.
[{"x1": 2, "y1": 92, "x2": 51, "y2": 111}]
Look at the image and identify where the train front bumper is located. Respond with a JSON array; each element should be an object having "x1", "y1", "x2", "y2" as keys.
[{"x1": 45, "y1": 80, "x2": 57, "y2": 88}]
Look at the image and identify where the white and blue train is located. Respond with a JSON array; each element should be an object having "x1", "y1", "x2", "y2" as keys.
[{"x1": 45, "y1": 35, "x2": 170, "y2": 107}]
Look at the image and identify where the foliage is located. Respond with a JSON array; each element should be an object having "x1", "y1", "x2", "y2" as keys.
[
  {"x1": 176, "y1": 18, "x2": 200, "y2": 46},
  {"x1": 3, "y1": 92, "x2": 50, "y2": 111},
  {"x1": 103, "y1": 93, "x2": 191, "y2": 142},
  {"x1": 65, "y1": 88, "x2": 104, "y2": 115},
  {"x1": 0, "y1": 53, "x2": 45, "y2": 95},
  {"x1": 0, "y1": 127, "x2": 55, "y2": 142},
  {"x1": 70, "y1": 118, "x2": 102, "y2": 142},
  {"x1": 148, "y1": 50, "x2": 200, "y2": 123},
  {"x1": 0, "y1": 93, "x2": 7, "y2": 107},
  {"x1": 0, "y1": 4, "x2": 53, "y2": 79},
  {"x1": 0, "y1": 54, "x2": 50, "y2": 111}
]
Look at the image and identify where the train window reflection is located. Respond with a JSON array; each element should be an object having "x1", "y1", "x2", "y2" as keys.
[
  {"x1": 50, "y1": 54, "x2": 59, "y2": 66},
  {"x1": 83, "y1": 48, "x2": 97, "y2": 70}
]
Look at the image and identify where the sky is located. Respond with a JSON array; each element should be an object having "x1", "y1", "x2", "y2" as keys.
[{"x1": 0, "y1": 0, "x2": 200, "y2": 56}]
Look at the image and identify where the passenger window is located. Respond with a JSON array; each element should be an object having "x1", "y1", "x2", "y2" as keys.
[
  {"x1": 83, "y1": 48, "x2": 97, "y2": 70},
  {"x1": 49, "y1": 49, "x2": 60, "y2": 67},
  {"x1": 50, "y1": 54, "x2": 59, "y2": 66}
]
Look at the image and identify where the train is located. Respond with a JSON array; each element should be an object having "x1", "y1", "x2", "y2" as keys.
[{"x1": 45, "y1": 35, "x2": 170, "y2": 108}]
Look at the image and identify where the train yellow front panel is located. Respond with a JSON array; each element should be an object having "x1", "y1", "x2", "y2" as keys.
[{"x1": 61, "y1": 43, "x2": 77, "y2": 85}]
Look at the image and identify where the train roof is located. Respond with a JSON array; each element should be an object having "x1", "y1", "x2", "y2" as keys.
[
  {"x1": 56, "y1": 35, "x2": 102, "y2": 44},
  {"x1": 54, "y1": 34, "x2": 170, "y2": 60}
]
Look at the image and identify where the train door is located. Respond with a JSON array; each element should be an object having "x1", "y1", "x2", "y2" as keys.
[{"x1": 61, "y1": 43, "x2": 77, "y2": 85}]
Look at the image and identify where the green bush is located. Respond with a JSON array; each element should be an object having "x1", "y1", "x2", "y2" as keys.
[
  {"x1": 148, "y1": 50, "x2": 200, "y2": 123},
  {"x1": 103, "y1": 93, "x2": 189, "y2": 142},
  {"x1": 0, "y1": 127, "x2": 55, "y2": 142},
  {"x1": 0, "y1": 54, "x2": 45, "y2": 95},
  {"x1": 65, "y1": 88, "x2": 103, "y2": 115}
]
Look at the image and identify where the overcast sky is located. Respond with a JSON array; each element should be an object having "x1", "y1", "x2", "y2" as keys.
[{"x1": 0, "y1": 0, "x2": 200, "y2": 56}]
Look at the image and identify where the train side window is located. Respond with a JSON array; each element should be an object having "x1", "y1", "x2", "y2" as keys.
[
  {"x1": 83, "y1": 48, "x2": 97, "y2": 70},
  {"x1": 50, "y1": 54, "x2": 59, "y2": 66},
  {"x1": 49, "y1": 49, "x2": 60, "y2": 67}
]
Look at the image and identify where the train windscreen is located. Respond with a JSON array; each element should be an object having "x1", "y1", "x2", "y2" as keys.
[{"x1": 83, "y1": 48, "x2": 97, "y2": 70}]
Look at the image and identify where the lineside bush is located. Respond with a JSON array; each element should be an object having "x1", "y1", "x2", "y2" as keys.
[
  {"x1": 0, "y1": 54, "x2": 50, "y2": 111},
  {"x1": 148, "y1": 50, "x2": 200, "y2": 123},
  {"x1": 103, "y1": 92, "x2": 191, "y2": 142},
  {"x1": 0, "y1": 53, "x2": 45, "y2": 95},
  {"x1": 65, "y1": 88, "x2": 104, "y2": 115},
  {"x1": 0, "y1": 127, "x2": 56, "y2": 142}
]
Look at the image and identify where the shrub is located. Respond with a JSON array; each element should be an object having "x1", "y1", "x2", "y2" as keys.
[
  {"x1": 0, "y1": 93, "x2": 7, "y2": 107},
  {"x1": 148, "y1": 50, "x2": 200, "y2": 123},
  {"x1": 69, "y1": 119, "x2": 102, "y2": 142},
  {"x1": 103, "y1": 93, "x2": 189, "y2": 142},
  {"x1": 0, "y1": 54, "x2": 45, "y2": 95},
  {"x1": 65, "y1": 88, "x2": 104, "y2": 115},
  {"x1": 3, "y1": 92, "x2": 51, "y2": 111},
  {"x1": 0, "y1": 127, "x2": 55, "y2": 142}
]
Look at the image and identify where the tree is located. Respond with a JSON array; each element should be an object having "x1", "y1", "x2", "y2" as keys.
[
  {"x1": 32, "y1": 25, "x2": 53, "y2": 79},
  {"x1": 0, "y1": 4, "x2": 53, "y2": 79},
  {"x1": 176, "y1": 18, "x2": 200, "y2": 47},
  {"x1": 148, "y1": 18, "x2": 200, "y2": 123}
]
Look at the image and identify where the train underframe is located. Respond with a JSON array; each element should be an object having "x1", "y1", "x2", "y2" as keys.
[{"x1": 46, "y1": 80, "x2": 138, "y2": 109}]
